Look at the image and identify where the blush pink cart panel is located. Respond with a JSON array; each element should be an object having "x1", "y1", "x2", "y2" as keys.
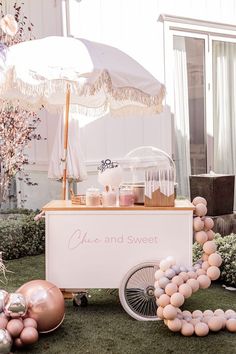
[{"x1": 42, "y1": 200, "x2": 194, "y2": 290}]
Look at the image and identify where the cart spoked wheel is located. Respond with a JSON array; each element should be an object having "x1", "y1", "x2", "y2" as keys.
[
  {"x1": 73, "y1": 292, "x2": 88, "y2": 307},
  {"x1": 119, "y1": 262, "x2": 159, "y2": 321}
]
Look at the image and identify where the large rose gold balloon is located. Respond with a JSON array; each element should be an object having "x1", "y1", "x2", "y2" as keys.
[{"x1": 17, "y1": 280, "x2": 65, "y2": 333}]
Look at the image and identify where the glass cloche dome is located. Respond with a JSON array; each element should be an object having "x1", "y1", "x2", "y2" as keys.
[{"x1": 121, "y1": 146, "x2": 176, "y2": 207}]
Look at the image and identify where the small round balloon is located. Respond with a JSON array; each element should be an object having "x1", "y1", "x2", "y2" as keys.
[{"x1": 4, "y1": 293, "x2": 27, "y2": 318}]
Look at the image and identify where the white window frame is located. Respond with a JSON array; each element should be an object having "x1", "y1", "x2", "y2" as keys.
[{"x1": 161, "y1": 14, "x2": 236, "y2": 172}]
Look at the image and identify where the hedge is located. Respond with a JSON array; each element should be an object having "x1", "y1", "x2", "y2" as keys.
[{"x1": 0, "y1": 213, "x2": 45, "y2": 260}]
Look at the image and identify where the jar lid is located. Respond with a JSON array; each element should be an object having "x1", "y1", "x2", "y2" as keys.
[
  {"x1": 86, "y1": 187, "x2": 100, "y2": 193},
  {"x1": 119, "y1": 187, "x2": 133, "y2": 195}
]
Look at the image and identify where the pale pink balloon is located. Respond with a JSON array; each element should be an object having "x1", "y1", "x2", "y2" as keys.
[
  {"x1": 165, "y1": 283, "x2": 178, "y2": 296},
  {"x1": 172, "y1": 276, "x2": 183, "y2": 286},
  {"x1": 182, "y1": 310, "x2": 192, "y2": 318},
  {"x1": 186, "y1": 278, "x2": 200, "y2": 293},
  {"x1": 225, "y1": 309, "x2": 236, "y2": 319},
  {"x1": 156, "y1": 306, "x2": 164, "y2": 319},
  {"x1": 7, "y1": 319, "x2": 24, "y2": 338},
  {"x1": 168, "y1": 318, "x2": 182, "y2": 332},
  {"x1": 181, "y1": 322, "x2": 194, "y2": 336},
  {"x1": 192, "y1": 310, "x2": 203, "y2": 318},
  {"x1": 191, "y1": 318, "x2": 201, "y2": 326},
  {"x1": 206, "y1": 230, "x2": 215, "y2": 240},
  {"x1": 179, "y1": 284, "x2": 192, "y2": 298},
  {"x1": 179, "y1": 272, "x2": 189, "y2": 282},
  {"x1": 202, "y1": 261, "x2": 210, "y2": 271},
  {"x1": 195, "y1": 203, "x2": 207, "y2": 217},
  {"x1": 202, "y1": 253, "x2": 209, "y2": 261},
  {"x1": 193, "y1": 217, "x2": 204, "y2": 231},
  {"x1": 208, "y1": 253, "x2": 222, "y2": 267},
  {"x1": 23, "y1": 318, "x2": 38, "y2": 329},
  {"x1": 195, "y1": 322, "x2": 209, "y2": 336},
  {"x1": 196, "y1": 268, "x2": 206, "y2": 276},
  {"x1": 207, "y1": 266, "x2": 220, "y2": 280},
  {"x1": 170, "y1": 293, "x2": 185, "y2": 307},
  {"x1": 163, "y1": 304, "x2": 178, "y2": 320},
  {"x1": 204, "y1": 217, "x2": 214, "y2": 230},
  {"x1": 20, "y1": 326, "x2": 39, "y2": 345},
  {"x1": 203, "y1": 240, "x2": 217, "y2": 255},
  {"x1": 192, "y1": 197, "x2": 207, "y2": 206},
  {"x1": 208, "y1": 316, "x2": 223, "y2": 331},
  {"x1": 187, "y1": 271, "x2": 197, "y2": 279},
  {"x1": 203, "y1": 310, "x2": 214, "y2": 317},
  {"x1": 197, "y1": 275, "x2": 211, "y2": 289},
  {"x1": 214, "y1": 309, "x2": 225, "y2": 317},
  {"x1": 226, "y1": 319, "x2": 236, "y2": 332},
  {"x1": 158, "y1": 294, "x2": 170, "y2": 308},
  {"x1": 195, "y1": 231, "x2": 208, "y2": 244}
]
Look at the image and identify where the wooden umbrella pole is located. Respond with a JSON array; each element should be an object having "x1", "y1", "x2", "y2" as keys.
[{"x1": 62, "y1": 84, "x2": 71, "y2": 200}]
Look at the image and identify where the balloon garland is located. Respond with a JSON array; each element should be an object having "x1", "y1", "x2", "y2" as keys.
[{"x1": 155, "y1": 196, "x2": 236, "y2": 336}]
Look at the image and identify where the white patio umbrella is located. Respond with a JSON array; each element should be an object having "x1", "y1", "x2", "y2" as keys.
[{"x1": 0, "y1": 36, "x2": 165, "y2": 199}]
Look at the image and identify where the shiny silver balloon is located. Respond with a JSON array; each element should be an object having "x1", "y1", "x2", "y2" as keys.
[
  {"x1": 4, "y1": 293, "x2": 27, "y2": 318},
  {"x1": 0, "y1": 291, "x2": 8, "y2": 313},
  {"x1": 0, "y1": 329, "x2": 12, "y2": 354}
]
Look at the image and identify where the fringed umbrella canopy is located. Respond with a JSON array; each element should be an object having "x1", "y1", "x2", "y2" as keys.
[{"x1": 0, "y1": 36, "x2": 165, "y2": 116}]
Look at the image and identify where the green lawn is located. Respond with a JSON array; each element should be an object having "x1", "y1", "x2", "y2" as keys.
[{"x1": 4, "y1": 255, "x2": 236, "y2": 354}]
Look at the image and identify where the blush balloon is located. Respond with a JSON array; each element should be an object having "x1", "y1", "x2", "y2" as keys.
[
  {"x1": 207, "y1": 266, "x2": 221, "y2": 280},
  {"x1": 192, "y1": 197, "x2": 207, "y2": 206},
  {"x1": 193, "y1": 217, "x2": 204, "y2": 232},
  {"x1": 204, "y1": 217, "x2": 214, "y2": 230},
  {"x1": 195, "y1": 203, "x2": 207, "y2": 217},
  {"x1": 20, "y1": 327, "x2": 39, "y2": 345},
  {"x1": 23, "y1": 318, "x2": 38, "y2": 329},
  {"x1": 208, "y1": 253, "x2": 222, "y2": 267},
  {"x1": 7, "y1": 319, "x2": 24, "y2": 338},
  {"x1": 203, "y1": 241, "x2": 217, "y2": 255}
]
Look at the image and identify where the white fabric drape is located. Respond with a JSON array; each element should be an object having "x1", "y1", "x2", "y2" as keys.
[
  {"x1": 213, "y1": 41, "x2": 236, "y2": 174},
  {"x1": 173, "y1": 37, "x2": 191, "y2": 198},
  {"x1": 48, "y1": 107, "x2": 87, "y2": 181}
]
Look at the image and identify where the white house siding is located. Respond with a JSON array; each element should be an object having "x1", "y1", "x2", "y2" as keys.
[{"x1": 4, "y1": 0, "x2": 236, "y2": 208}]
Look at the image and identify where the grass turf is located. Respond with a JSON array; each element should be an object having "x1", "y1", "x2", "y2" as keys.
[{"x1": 3, "y1": 255, "x2": 236, "y2": 354}]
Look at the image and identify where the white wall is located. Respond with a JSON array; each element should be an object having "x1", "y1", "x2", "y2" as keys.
[{"x1": 6, "y1": 0, "x2": 236, "y2": 208}]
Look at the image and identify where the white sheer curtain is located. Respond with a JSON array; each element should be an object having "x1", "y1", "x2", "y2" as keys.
[
  {"x1": 213, "y1": 41, "x2": 236, "y2": 174},
  {"x1": 173, "y1": 37, "x2": 191, "y2": 198}
]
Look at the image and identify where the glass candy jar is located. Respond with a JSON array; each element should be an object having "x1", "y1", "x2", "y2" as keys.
[
  {"x1": 86, "y1": 187, "x2": 101, "y2": 206},
  {"x1": 102, "y1": 189, "x2": 117, "y2": 207},
  {"x1": 119, "y1": 187, "x2": 134, "y2": 207}
]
